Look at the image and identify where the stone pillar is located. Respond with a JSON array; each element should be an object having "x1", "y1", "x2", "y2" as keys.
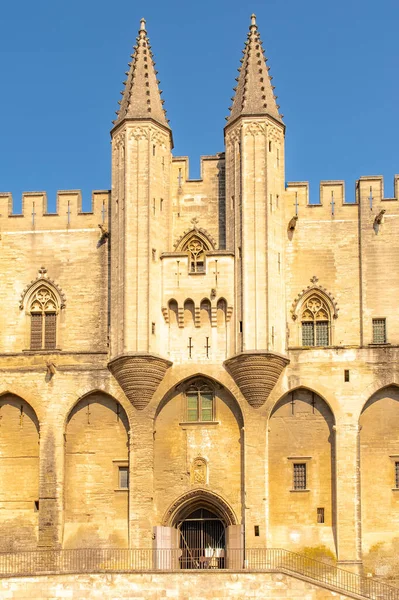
[
  {"x1": 243, "y1": 414, "x2": 268, "y2": 549},
  {"x1": 334, "y1": 421, "x2": 362, "y2": 572},
  {"x1": 129, "y1": 413, "x2": 154, "y2": 548},
  {"x1": 37, "y1": 420, "x2": 64, "y2": 549}
]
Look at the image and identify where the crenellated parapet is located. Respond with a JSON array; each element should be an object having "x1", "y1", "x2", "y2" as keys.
[
  {"x1": 285, "y1": 175, "x2": 399, "y2": 222},
  {"x1": 0, "y1": 190, "x2": 110, "y2": 231}
]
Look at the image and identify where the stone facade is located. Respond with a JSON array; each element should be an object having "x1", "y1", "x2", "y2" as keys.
[
  {"x1": 0, "y1": 13, "x2": 398, "y2": 579},
  {"x1": 0, "y1": 572, "x2": 361, "y2": 600}
]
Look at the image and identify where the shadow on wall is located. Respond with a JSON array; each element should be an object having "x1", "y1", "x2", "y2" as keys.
[
  {"x1": 0, "y1": 519, "x2": 38, "y2": 552},
  {"x1": 363, "y1": 538, "x2": 399, "y2": 586},
  {"x1": 63, "y1": 526, "x2": 126, "y2": 550}
]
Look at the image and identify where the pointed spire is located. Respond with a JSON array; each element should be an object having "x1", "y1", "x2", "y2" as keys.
[
  {"x1": 112, "y1": 18, "x2": 170, "y2": 131},
  {"x1": 226, "y1": 14, "x2": 283, "y2": 126}
]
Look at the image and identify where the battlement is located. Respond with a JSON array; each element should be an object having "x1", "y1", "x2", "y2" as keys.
[
  {"x1": 172, "y1": 153, "x2": 225, "y2": 185},
  {"x1": 0, "y1": 190, "x2": 110, "y2": 231},
  {"x1": 286, "y1": 175, "x2": 399, "y2": 218}
]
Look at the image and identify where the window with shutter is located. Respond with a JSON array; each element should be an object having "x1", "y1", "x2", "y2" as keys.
[
  {"x1": 185, "y1": 381, "x2": 215, "y2": 422},
  {"x1": 28, "y1": 286, "x2": 59, "y2": 350},
  {"x1": 30, "y1": 313, "x2": 43, "y2": 350},
  {"x1": 45, "y1": 313, "x2": 57, "y2": 349}
]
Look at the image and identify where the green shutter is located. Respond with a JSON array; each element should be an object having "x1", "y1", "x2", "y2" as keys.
[{"x1": 187, "y1": 394, "x2": 199, "y2": 421}]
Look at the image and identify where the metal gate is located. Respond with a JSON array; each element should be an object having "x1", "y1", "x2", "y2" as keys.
[{"x1": 178, "y1": 508, "x2": 225, "y2": 569}]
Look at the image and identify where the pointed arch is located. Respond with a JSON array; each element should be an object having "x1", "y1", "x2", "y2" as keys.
[
  {"x1": 291, "y1": 285, "x2": 338, "y2": 347},
  {"x1": 291, "y1": 284, "x2": 338, "y2": 321},
  {"x1": 19, "y1": 273, "x2": 66, "y2": 312},
  {"x1": 20, "y1": 272, "x2": 66, "y2": 351},
  {"x1": 162, "y1": 489, "x2": 238, "y2": 527},
  {"x1": 64, "y1": 390, "x2": 130, "y2": 549},
  {"x1": 174, "y1": 228, "x2": 216, "y2": 252}
]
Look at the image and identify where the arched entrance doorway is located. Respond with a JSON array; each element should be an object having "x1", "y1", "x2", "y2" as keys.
[
  {"x1": 157, "y1": 489, "x2": 242, "y2": 569},
  {"x1": 178, "y1": 507, "x2": 226, "y2": 569}
]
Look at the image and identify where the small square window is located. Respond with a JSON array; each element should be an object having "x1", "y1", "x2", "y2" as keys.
[
  {"x1": 293, "y1": 463, "x2": 306, "y2": 490},
  {"x1": 372, "y1": 318, "x2": 386, "y2": 344},
  {"x1": 119, "y1": 466, "x2": 129, "y2": 489},
  {"x1": 317, "y1": 507, "x2": 325, "y2": 523}
]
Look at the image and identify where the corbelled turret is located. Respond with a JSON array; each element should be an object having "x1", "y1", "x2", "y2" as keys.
[
  {"x1": 226, "y1": 14, "x2": 283, "y2": 127},
  {"x1": 109, "y1": 17, "x2": 173, "y2": 410}
]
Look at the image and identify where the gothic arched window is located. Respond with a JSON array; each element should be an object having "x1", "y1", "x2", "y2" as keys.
[
  {"x1": 301, "y1": 294, "x2": 330, "y2": 347},
  {"x1": 184, "y1": 236, "x2": 206, "y2": 274},
  {"x1": 29, "y1": 286, "x2": 59, "y2": 350},
  {"x1": 186, "y1": 381, "x2": 214, "y2": 422}
]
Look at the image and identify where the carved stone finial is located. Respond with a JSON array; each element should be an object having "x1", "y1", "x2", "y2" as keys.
[
  {"x1": 38, "y1": 266, "x2": 47, "y2": 277},
  {"x1": 191, "y1": 217, "x2": 199, "y2": 228},
  {"x1": 310, "y1": 275, "x2": 319, "y2": 284}
]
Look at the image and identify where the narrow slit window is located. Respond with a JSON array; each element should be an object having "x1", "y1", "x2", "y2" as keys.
[
  {"x1": 119, "y1": 466, "x2": 129, "y2": 489},
  {"x1": 395, "y1": 462, "x2": 399, "y2": 489},
  {"x1": 317, "y1": 507, "x2": 325, "y2": 523}
]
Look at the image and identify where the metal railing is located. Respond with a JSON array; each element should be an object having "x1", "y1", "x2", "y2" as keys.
[{"x1": 0, "y1": 547, "x2": 398, "y2": 599}]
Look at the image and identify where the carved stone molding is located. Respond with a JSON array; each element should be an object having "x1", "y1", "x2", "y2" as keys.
[
  {"x1": 225, "y1": 125, "x2": 242, "y2": 145},
  {"x1": 291, "y1": 278, "x2": 339, "y2": 321},
  {"x1": 162, "y1": 488, "x2": 237, "y2": 527},
  {"x1": 150, "y1": 127, "x2": 168, "y2": 148},
  {"x1": 19, "y1": 267, "x2": 66, "y2": 311},
  {"x1": 108, "y1": 353, "x2": 172, "y2": 410},
  {"x1": 128, "y1": 126, "x2": 150, "y2": 141},
  {"x1": 224, "y1": 351, "x2": 289, "y2": 408},
  {"x1": 244, "y1": 122, "x2": 266, "y2": 136},
  {"x1": 174, "y1": 227, "x2": 217, "y2": 252}
]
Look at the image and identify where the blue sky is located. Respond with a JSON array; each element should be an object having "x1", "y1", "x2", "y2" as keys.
[{"x1": 0, "y1": 0, "x2": 398, "y2": 212}]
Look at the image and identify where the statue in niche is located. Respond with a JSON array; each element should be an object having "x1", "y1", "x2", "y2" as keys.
[{"x1": 191, "y1": 457, "x2": 207, "y2": 485}]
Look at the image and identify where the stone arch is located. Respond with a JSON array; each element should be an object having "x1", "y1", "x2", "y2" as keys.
[
  {"x1": 291, "y1": 284, "x2": 338, "y2": 322},
  {"x1": 200, "y1": 298, "x2": 211, "y2": 328},
  {"x1": 61, "y1": 387, "x2": 133, "y2": 431},
  {"x1": 154, "y1": 375, "x2": 244, "y2": 533},
  {"x1": 162, "y1": 489, "x2": 238, "y2": 527},
  {"x1": 359, "y1": 385, "x2": 399, "y2": 553},
  {"x1": 269, "y1": 380, "x2": 340, "y2": 419},
  {"x1": 63, "y1": 390, "x2": 130, "y2": 549},
  {"x1": 217, "y1": 298, "x2": 227, "y2": 327},
  {"x1": 168, "y1": 299, "x2": 178, "y2": 326},
  {"x1": 0, "y1": 387, "x2": 43, "y2": 423},
  {"x1": 174, "y1": 228, "x2": 216, "y2": 252},
  {"x1": 268, "y1": 387, "x2": 336, "y2": 554},
  {"x1": 183, "y1": 299, "x2": 195, "y2": 327},
  {"x1": 0, "y1": 393, "x2": 40, "y2": 551},
  {"x1": 155, "y1": 374, "x2": 244, "y2": 427},
  {"x1": 19, "y1": 271, "x2": 66, "y2": 312}
]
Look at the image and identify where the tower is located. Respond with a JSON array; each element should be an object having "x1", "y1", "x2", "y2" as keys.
[
  {"x1": 108, "y1": 18, "x2": 173, "y2": 410},
  {"x1": 224, "y1": 15, "x2": 289, "y2": 408}
]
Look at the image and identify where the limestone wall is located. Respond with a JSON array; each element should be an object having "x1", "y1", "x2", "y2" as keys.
[{"x1": 0, "y1": 572, "x2": 359, "y2": 600}]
